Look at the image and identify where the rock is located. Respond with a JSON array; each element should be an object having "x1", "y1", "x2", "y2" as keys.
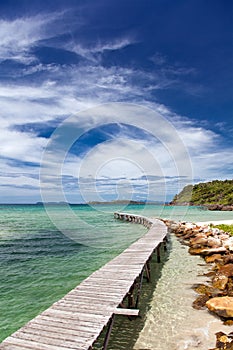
[
  {"x1": 193, "y1": 294, "x2": 209, "y2": 309},
  {"x1": 189, "y1": 247, "x2": 206, "y2": 255},
  {"x1": 206, "y1": 204, "x2": 233, "y2": 211},
  {"x1": 212, "y1": 264, "x2": 233, "y2": 290},
  {"x1": 206, "y1": 296, "x2": 233, "y2": 318},
  {"x1": 207, "y1": 204, "x2": 222, "y2": 210},
  {"x1": 211, "y1": 227, "x2": 222, "y2": 235},
  {"x1": 188, "y1": 246, "x2": 226, "y2": 256},
  {"x1": 223, "y1": 237, "x2": 233, "y2": 252},
  {"x1": 212, "y1": 274, "x2": 229, "y2": 290},
  {"x1": 199, "y1": 247, "x2": 227, "y2": 256},
  {"x1": 183, "y1": 229, "x2": 199, "y2": 239},
  {"x1": 219, "y1": 233, "x2": 231, "y2": 241},
  {"x1": 227, "y1": 277, "x2": 233, "y2": 297},
  {"x1": 192, "y1": 283, "x2": 222, "y2": 297},
  {"x1": 169, "y1": 223, "x2": 180, "y2": 231},
  {"x1": 215, "y1": 331, "x2": 233, "y2": 349},
  {"x1": 207, "y1": 237, "x2": 222, "y2": 248},
  {"x1": 222, "y1": 205, "x2": 233, "y2": 211},
  {"x1": 205, "y1": 254, "x2": 223, "y2": 263},
  {"x1": 217, "y1": 264, "x2": 233, "y2": 276},
  {"x1": 190, "y1": 234, "x2": 208, "y2": 248},
  {"x1": 204, "y1": 271, "x2": 217, "y2": 277}
]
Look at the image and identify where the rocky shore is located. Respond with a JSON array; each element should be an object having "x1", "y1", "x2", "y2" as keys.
[
  {"x1": 206, "y1": 205, "x2": 233, "y2": 211},
  {"x1": 167, "y1": 203, "x2": 233, "y2": 211},
  {"x1": 162, "y1": 219, "x2": 233, "y2": 349}
]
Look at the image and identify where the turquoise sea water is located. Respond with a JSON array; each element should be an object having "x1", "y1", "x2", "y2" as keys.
[{"x1": 0, "y1": 204, "x2": 232, "y2": 342}]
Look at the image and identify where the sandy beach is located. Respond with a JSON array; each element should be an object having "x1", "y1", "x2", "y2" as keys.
[{"x1": 196, "y1": 219, "x2": 233, "y2": 226}]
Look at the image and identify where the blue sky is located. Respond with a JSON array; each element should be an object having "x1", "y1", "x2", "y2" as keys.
[{"x1": 0, "y1": 0, "x2": 232, "y2": 203}]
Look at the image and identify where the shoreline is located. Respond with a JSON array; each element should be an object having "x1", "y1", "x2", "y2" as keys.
[
  {"x1": 135, "y1": 217, "x2": 233, "y2": 350},
  {"x1": 134, "y1": 235, "x2": 230, "y2": 350},
  {"x1": 196, "y1": 219, "x2": 233, "y2": 225}
]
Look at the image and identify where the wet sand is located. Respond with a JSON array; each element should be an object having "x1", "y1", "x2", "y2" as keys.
[{"x1": 134, "y1": 234, "x2": 231, "y2": 350}]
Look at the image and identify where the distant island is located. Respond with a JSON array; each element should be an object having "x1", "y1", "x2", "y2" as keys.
[
  {"x1": 87, "y1": 200, "x2": 165, "y2": 205},
  {"x1": 36, "y1": 200, "x2": 164, "y2": 206},
  {"x1": 170, "y1": 179, "x2": 233, "y2": 211},
  {"x1": 88, "y1": 200, "x2": 146, "y2": 205}
]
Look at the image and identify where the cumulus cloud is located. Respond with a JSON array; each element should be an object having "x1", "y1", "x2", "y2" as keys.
[
  {"x1": 0, "y1": 13, "x2": 231, "y2": 203},
  {"x1": 0, "y1": 128, "x2": 47, "y2": 162}
]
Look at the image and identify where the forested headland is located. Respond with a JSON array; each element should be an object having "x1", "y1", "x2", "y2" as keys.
[{"x1": 170, "y1": 180, "x2": 233, "y2": 210}]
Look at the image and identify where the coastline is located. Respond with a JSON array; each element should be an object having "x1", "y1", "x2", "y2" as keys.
[
  {"x1": 135, "y1": 217, "x2": 233, "y2": 350},
  {"x1": 196, "y1": 219, "x2": 233, "y2": 225},
  {"x1": 134, "y1": 235, "x2": 230, "y2": 350}
]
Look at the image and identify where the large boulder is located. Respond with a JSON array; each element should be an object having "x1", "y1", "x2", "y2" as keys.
[
  {"x1": 223, "y1": 237, "x2": 233, "y2": 252},
  {"x1": 205, "y1": 254, "x2": 223, "y2": 263},
  {"x1": 206, "y1": 296, "x2": 233, "y2": 318},
  {"x1": 212, "y1": 264, "x2": 233, "y2": 290},
  {"x1": 189, "y1": 246, "x2": 227, "y2": 256},
  {"x1": 207, "y1": 237, "x2": 222, "y2": 248},
  {"x1": 190, "y1": 234, "x2": 208, "y2": 248}
]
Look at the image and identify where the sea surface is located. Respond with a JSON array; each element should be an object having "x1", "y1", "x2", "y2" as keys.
[{"x1": 0, "y1": 203, "x2": 232, "y2": 344}]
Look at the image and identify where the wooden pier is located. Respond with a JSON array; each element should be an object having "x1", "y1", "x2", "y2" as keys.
[{"x1": 0, "y1": 213, "x2": 168, "y2": 350}]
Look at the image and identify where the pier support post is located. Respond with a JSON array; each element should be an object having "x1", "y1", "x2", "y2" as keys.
[
  {"x1": 135, "y1": 268, "x2": 144, "y2": 309},
  {"x1": 145, "y1": 260, "x2": 151, "y2": 282},
  {"x1": 102, "y1": 314, "x2": 116, "y2": 350},
  {"x1": 157, "y1": 244, "x2": 161, "y2": 263},
  {"x1": 127, "y1": 284, "x2": 135, "y2": 309}
]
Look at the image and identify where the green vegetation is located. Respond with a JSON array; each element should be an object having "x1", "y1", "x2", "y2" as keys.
[
  {"x1": 171, "y1": 180, "x2": 233, "y2": 206},
  {"x1": 214, "y1": 224, "x2": 233, "y2": 236}
]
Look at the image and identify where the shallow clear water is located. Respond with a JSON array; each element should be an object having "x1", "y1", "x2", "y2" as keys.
[
  {"x1": 134, "y1": 235, "x2": 231, "y2": 350},
  {"x1": 0, "y1": 204, "x2": 232, "y2": 343}
]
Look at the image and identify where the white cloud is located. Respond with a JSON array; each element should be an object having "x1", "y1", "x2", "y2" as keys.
[
  {"x1": 67, "y1": 37, "x2": 134, "y2": 62},
  {"x1": 0, "y1": 15, "x2": 52, "y2": 63},
  {"x1": 0, "y1": 128, "x2": 47, "y2": 163},
  {"x1": 150, "y1": 52, "x2": 167, "y2": 66},
  {"x1": 0, "y1": 15, "x2": 232, "y2": 202}
]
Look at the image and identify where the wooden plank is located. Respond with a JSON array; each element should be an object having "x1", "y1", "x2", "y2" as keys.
[
  {"x1": 1, "y1": 337, "x2": 85, "y2": 350},
  {"x1": 114, "y1": 308, "x2": 139, "y2": 316},
  {"x1": 64, "y1": 291, "x2": 123, "y2": 301},
  {"x1": 0, "y1": 344, "x2": 32, "y2": 350},
  {"x1": 42, "y1": 308, "x2": 110, "y2": 322},
  {"x1": 13, "y1": 326, "x2": 94, "y2": 345},
  {"x1": 11, "y1": 332, "x2": 89, "y2": 350},
  {"x1": 51, "y1": 304, "x2": 117, "y2": 316},
  {"x1": 58, "y1": 296, "x2": 120, "y2": 305},
  {"x1": 28, "y1": 316, "x2": 103, "y2": 334},
  {"x1": 81, "y1": 278, "x2": 132, "y2": 286},
  {"x1": 32, "y1": 314, "x2": 105, "y2": 332},
  {"x1": 55, "y1": 298, "x2": 118, "y2": 307}
]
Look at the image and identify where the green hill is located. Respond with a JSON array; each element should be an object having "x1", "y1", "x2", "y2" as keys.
[{"x1": 170, "y1": 180, "x2": 233, "y2": 208}]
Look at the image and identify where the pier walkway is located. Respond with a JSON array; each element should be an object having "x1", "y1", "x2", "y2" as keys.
[{"x1": 0, "y1": 213, "x2": 167, "y2": 350}]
